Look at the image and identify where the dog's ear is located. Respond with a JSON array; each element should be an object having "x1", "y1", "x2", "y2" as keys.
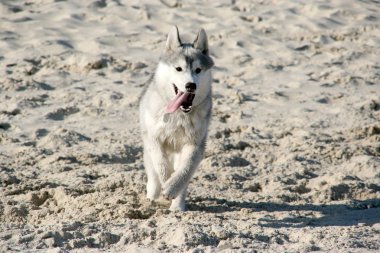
[
  {"x1": 165, "y1": 26, "x2": 181, "y2": 51},
  {"x1": 193, "y1": 28, "x2": 209, "y2": 55}
]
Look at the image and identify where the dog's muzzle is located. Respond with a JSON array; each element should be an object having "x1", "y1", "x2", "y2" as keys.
[
  {"x1": 180, "y1": 82, "x2": 196, "y2": 113},
  {"x1": 170, "y1": 83, "x2": 196, "y2": 113}
]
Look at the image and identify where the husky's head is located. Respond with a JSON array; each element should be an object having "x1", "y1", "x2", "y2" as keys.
[{"x1": 156, "y1": 26, "x2": 214, "y2": 114}]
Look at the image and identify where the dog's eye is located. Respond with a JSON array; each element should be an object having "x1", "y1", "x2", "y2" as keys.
[
  {"x1": 195, "y1": 68, "x2": 201, "y2": 74},
  {"x1": 176, "y1": 67, "x2": 182, "y2": 72}
]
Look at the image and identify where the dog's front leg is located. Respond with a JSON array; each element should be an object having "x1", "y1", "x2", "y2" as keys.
[
  {"x1": 162, "y1": 143, "x2": 204, "y2": 201},
  {"x1": 144, "y1": 139, "x2": 170, "y2": 200}
]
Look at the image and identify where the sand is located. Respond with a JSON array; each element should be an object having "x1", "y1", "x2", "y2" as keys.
[{"x1": 1, "y1": 0, "x2": 380, "y2": 252}]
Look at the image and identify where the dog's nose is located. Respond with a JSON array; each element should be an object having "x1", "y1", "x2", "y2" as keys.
[{"x1": 185, "y1": 82, "x2": 196, "y2": 93}]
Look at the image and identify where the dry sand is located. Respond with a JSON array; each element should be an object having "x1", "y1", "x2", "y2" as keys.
[{"x1": 1, "y1": 0, "x2": 380, "y2": 252}]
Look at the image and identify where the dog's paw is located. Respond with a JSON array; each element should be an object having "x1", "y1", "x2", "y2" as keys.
[
  {"x1": 169, "y1": 203, "x2": 186, "y2": 212},
  {"x1": 162, "y1": 184, "x2": 179, "y2": 200},
  {"x1": 146, "y1": 180, "x2": 161, "y2": 200},
  {"x1": 162, "y1": 189, "x2": 176, "y2": 200},
  {"x1": 146, "y1": 190, "x2": 160, "y2": 201}
]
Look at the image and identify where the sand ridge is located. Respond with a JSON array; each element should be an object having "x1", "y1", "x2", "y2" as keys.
[{"x1": 1, "y1": 0, "x2": 380, "y2": 252}]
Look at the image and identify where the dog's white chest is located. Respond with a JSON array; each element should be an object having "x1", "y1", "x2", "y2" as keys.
[{"x1": 156, "y1": 112, "x2": 198, "y2": 150}]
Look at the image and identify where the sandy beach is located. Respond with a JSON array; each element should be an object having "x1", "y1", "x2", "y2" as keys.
[{"x1": 1, "y1": 0, "x2": 380, "y2": 252}]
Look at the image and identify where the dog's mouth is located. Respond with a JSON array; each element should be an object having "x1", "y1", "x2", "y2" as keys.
[{"x1": 165, "y1": 84, "x2": 195, "y2": 114}]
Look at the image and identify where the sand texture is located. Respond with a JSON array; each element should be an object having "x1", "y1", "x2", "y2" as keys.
[{"x1": 1, "y1": 0, "x2": 380, "y2": 252}]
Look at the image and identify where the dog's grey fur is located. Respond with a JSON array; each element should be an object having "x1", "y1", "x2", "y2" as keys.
[{"x1": 139, "y1": 26, "x2": 214, "y2": 211}]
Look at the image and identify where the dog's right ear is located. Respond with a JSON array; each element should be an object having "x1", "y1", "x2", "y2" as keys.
[{"x1": 165, "y1": 26, "x2": 181, "y2": 52}]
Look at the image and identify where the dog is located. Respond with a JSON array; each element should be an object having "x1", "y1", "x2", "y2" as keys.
[{"x1": 139, "y1": 26, "x2": 214, "y2": 211}]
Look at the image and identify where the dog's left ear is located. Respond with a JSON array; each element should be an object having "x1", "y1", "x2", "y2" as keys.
[{"x1": 193, "y1": 28, "x2": 209, "y2": 55}]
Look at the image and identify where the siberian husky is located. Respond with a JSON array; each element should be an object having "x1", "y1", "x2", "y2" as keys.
[{"x1": 139, "y1": 26, "x2": 214, "y2": 211}]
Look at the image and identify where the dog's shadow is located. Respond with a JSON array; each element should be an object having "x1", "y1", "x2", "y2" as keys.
[{"x1": 187, "y1": 197, "x2": 380, "y2": 228}]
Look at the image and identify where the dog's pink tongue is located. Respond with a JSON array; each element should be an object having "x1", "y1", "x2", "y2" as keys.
[{"x1": 165, "y1": 92, "x2": 189, "y2": 113}]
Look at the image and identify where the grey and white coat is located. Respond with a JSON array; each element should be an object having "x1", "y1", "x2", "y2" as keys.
[{"x1": 139, "y1": 26, "x2": 214, "y2": 211}]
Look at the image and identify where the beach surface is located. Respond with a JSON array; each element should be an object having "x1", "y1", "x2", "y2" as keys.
[{"x1": 1, "y1": 0, "x2": 380, "y2": 252}]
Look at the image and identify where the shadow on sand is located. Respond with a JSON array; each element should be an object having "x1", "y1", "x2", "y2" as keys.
[{"x1": 187, "y1": 197, "x2": 380, "y2": 228}]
